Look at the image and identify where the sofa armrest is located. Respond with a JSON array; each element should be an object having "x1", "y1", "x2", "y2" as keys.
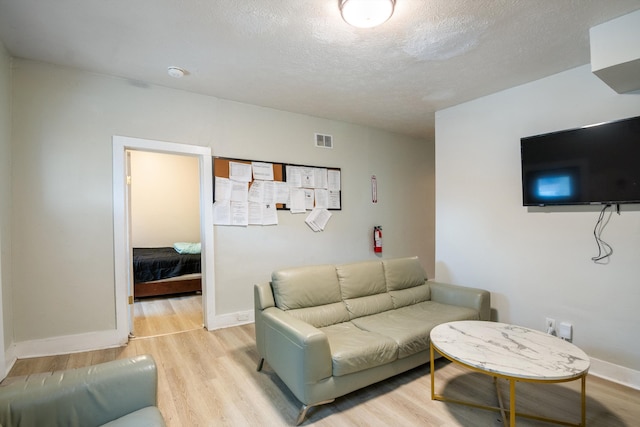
[
  {"x1": 260, "y1": 307, "x2": 332, "y2": 403},
  {"x1": 0, "y1": 355, "x2": 159, "y2": 427},
  {"x1": 255, "y1": 282, "x2": 276, "y2": 311},
  {"x1": 429, "y1": 281, "x2": 491, "y2": 321}
]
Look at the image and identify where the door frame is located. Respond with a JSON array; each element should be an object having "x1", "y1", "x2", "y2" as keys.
[{"x1": 113, "y1": 136, "x2": 215, "y2": 340}]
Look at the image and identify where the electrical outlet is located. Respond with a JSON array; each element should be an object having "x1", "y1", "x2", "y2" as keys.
[
  {"x1": 558, "y1": 322, "x2": 573, "y2": 341},
  {"x1": 545, "y1": 317, "x2": 556, "y2": 335}
]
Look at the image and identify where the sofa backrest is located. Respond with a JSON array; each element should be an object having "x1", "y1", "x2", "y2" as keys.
[
  {"x1": 336, "y1": 260, "x2": 393, "y2": 319},
  {"x1": 269, "y1": 257, "x2": 429, "y2": 326},
  {"x1": 271, "y1": 264, "x2": 350, "y2": 327},
  {"x1": 382, "y1": 256, "x2": 430, "y2": 308}
]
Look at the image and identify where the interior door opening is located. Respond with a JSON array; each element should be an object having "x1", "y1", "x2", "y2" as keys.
[
  {"x1": 128, "y1": 150, "x2": 203, "y2": 338},
  {"x1": 112, "y1": 135, "x2": 215, "y2": 344}
]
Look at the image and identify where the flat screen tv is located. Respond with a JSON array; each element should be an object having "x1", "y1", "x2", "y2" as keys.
[{"x1": 521, "y1": 115, "x2": 640, "y2": 206}]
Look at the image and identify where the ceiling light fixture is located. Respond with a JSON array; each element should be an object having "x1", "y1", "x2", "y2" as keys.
[
  {"x1": 340, "y1": 0, "x2": 395, "y2": 28},
  {"x1": 167, "y1": 66, "x2": 185, "y2": 78}
]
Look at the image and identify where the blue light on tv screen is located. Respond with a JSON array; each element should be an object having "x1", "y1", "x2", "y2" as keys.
[{"x1": 536, "y1": 175, "x2": 572, "y2": 199}]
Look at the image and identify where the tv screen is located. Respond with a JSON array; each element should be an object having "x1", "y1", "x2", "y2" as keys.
[{"x1": 521, "y1": 115, "x2": 640, "y2": 206}]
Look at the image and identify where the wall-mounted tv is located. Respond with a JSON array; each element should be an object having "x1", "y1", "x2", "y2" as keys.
[{"x1": 521, "y1": 115, "x2": 640, "y2": 206}]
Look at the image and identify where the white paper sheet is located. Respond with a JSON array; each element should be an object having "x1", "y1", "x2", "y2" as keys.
[
  {"x1": 213, "y1": 200, "x2": 231, "y2": 225},
  {"x1": 252, "y1": 162, "x2": 274, "y2": 181},
  {"x1": 328, "y1": 190, "x2": 341, "y2": 209},
  {"x1": 214, "y1": 177, "x2": 232, "y2": 201},
  {"x1": 286, "y1": 165, "x2": 302, "y2": 188},
  {"x1": 231, "y1": 201, "x2": 249, "y2": 226},
  {"x1": 288, "y1": 188, "x2": 306, "y2": 213},
  {"x1": 230, "y1": 180, "x2": 248, "y2": 202},
  {"x1": 304, "y1": 188, "x2": 315, "y2": 210},
  {"x1": 248, "y1": 180, "x2": 264, "y2": 203},
  {"x1": 248, "y1": 202, "x2": 263, "y2": 225},
  {"x1": 275, "y1": 181, "x2": 290, "y2": 204},
  {"x1": 305, "y1": 208, "x2": 332, "y2": 231},
  {"x1": 314, "y1": 168, "x2": 328, "y2": 189},
  {"x1": 262, "y1": 203, "x2": 278, "y2": 225},
  {"x1": 328, "y1": 169, "x2": 341, "y2": 191},
  {"x1": 229, "y1": 161, "x2": 252, "y2": 182},
  {"x1": 314, "y1": 188, "x2": 329, "y2": 208},
  {"x1": 262, "y1": 180, "x2": 276, "y2": 204},
  {"x1": 301, "y1": 167, "x2": 316, "y2": 188}
]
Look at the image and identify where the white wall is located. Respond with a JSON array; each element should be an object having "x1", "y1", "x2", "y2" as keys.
[
  {"x1": 0, "y1": 41, "x2": 12, "y2": 368},
  {"x1": 10, "y1": 59, "x2": 433, "y2": 344},
  {"x1": 435, "y1": 65, "x2": 640, "y2": 377},
  {"x1": 130, "y1": 151, "x2": 200, "y2": 247}
]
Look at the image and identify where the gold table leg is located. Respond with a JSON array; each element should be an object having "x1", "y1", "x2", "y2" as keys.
[
  {"x1": 430, "y1": 342, "x2": 587, "y2": 427},
  {"x1": 510, "y1": 379, "x2": 516, "y2": 426}
]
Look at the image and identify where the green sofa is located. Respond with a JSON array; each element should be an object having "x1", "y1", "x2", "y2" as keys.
[
  {"x1": 254, "y1": 256, "x2": 491, "y2": 425},
  {"x1": 0, "y1": 354, "x2": 165, "y2": 427}
]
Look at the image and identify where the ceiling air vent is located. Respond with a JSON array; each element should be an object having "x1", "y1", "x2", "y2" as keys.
[{"x1": 315, "y1": 133, "x2": 333, "y2": 149}]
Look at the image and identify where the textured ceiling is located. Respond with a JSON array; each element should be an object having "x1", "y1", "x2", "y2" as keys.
[{"x1": 1, "y1": 0, "x2": 639, "y2": 140}]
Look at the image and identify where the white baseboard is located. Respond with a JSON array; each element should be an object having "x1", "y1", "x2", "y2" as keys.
[
  {"x1": 13, "y1": 329, "x2": 128, "y2": 359},
  {"x1": 207, "y1": 310, "x2": 255, "y2": 330},
  {"x1": 7, "y1": 310, "x2": 254, "y2": 361},
  {"x1": 589, "y1": 357, "x2": 640, "y2": 390}
]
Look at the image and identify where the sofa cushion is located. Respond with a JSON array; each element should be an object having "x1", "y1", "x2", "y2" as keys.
[
  {"x1": 271, "y1": 264, "x2": 350, "y2": 327},
  {"x1": 337, "y1": 260, "x2": 393, "y2": 319},
  {"x1": 286, "y1": 302, "x2": 350, "y2": 328},
  {"x1": 271, "y1": 264, "x2": 342, "y2": 310},
  {"x1": 352, "y1": 301, "x2": 480, "y2": 359},
  {"x1": 320, "y1": 322, "x2": 398, "y2": 377},
  {"x1": 382, "y1": 256, "x2": 428, "y2": 292},
  {"x1": 336, "y1": 260, "x2": 387, "y2": 298},
  {"x1": 351, "y1": 310, "x2": 431, "y2": 359},
  {"x1": 400, "y1": 300, "x2": 479, "y2": 324},
  {"x1": 389, "y1": 284, "x2": 431, "y2": 309}
]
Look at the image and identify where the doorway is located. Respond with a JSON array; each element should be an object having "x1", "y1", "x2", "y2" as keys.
[
  {"x1": 112, "y1": 136, "x2": 215, "y2": 342},
  {"x1": 129, "y1": 150, "x2": 203, "y2": 338}
]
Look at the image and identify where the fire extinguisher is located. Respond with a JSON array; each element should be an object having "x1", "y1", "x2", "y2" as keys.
[{"x1": 374, "y1": 226, "x2": 383, "y2": 253}]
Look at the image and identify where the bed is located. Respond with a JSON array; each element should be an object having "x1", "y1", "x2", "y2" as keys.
[{"x1": 133, "y1": 247, "x2": 202, "y2": 298}]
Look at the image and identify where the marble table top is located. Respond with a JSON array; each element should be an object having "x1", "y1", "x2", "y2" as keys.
[{"x1": 430, "y1": 321, "x2": 590, "y2": 380}]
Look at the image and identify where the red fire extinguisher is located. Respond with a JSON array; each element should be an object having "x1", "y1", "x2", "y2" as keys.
[{"x1": 374, "y1": 226, "x2": 383, "y2": 253}]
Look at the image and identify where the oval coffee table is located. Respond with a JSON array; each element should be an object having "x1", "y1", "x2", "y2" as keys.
[{"x1": 430, "y1": 321, "x2": 590, "y2": 427}]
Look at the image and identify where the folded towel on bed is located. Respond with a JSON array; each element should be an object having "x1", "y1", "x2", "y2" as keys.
[{"x1": 173, "y1": 242, "x2": 201, "y2": 254}]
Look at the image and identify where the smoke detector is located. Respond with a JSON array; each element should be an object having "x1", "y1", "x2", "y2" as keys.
[{"x1": 167, "y1": 66, "x2": 186, "y2": 78}]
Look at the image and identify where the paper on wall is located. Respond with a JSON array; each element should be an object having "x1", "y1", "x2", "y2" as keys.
[
  {"x1": 252, "y1": 162, "x2": 274, "y2": 181},
  {"x1": 230, "y1": 180, "x2": 248, "y2": 202},
  {"x1": 286, "y1": 165, "x2": 302, "y2": 188},
  {"x1": 288, "y1": 188, "x2": 306, "y2": 213},
  {"x1": 328, "y1": 169, "x2": 341, "y2": 191},
  {"x1": 229, "y1": 161, "x2": 252, "y2": 182},
  {"x1": 275, "y1": 181, "x2": 290, "y2": 204},
  {"x1": 231, "y1": 201, "x2": 249, "y2": 226},
  {"x1": 305, "y1": 208, "x2": 332, "y2": 231},
  {"x1": 262, "y1": 203, "x2": 278, "y2": 225},
  {"x1": 214, "y1": 177, "x2": 232, "y2": 201},
  {"x1": 213, "y1": 200, "x2": 231, "y2": 225},
  {"x1": 328, "y1": 190, "x2": 341, "y2": 209},
  {"x1": 314, "y1": 188, "x2": 329, "y2": 209}
]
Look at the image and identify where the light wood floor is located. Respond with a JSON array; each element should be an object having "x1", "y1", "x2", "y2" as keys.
[
  {"x1": 3, "y1": 307, "x2": 639, "y2": 426},
  {"x1": 133, "y1": 293, "x2": 203, "y2": 338}
]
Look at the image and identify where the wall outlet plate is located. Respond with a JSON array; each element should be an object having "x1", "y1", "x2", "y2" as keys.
[
  {"x1": 546, "y1": 317, "x2": 556, "y2": 334},
  {"x1": 558, "y1": 322, "x2": 573, "y2": 340}
]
